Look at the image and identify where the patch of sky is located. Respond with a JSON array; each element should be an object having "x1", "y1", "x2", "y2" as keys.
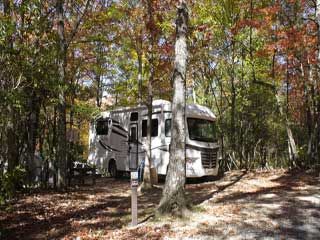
[
  {"x1": 275, "y1": 55, "x2": 286, "y2": 65},
  {"x1": 280, "y1": 82, "x2": 292, "y2": 93}
]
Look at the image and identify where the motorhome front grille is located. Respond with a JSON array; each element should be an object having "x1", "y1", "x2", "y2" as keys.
[{"x1": 201, "y1": 148, "x2": 218, "y2": 168}]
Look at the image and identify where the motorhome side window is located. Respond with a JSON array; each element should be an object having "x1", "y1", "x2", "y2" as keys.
[
  {"x1": 165, "y1": 119, "x2": 171, "y2": 137},
  {"x1": 130, "y1": 112, "x2": 138, "y2": 121},
  {"x1": 142, "y1": 119, "x2": 158, "y2": 137},
  {"x1": 96, "y1": 120, "x2": 108, "y2": 135}
]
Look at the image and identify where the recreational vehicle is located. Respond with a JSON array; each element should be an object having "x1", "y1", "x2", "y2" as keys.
[{"x1": 88, "y1": 100, "x2": 219, "y2": 178}]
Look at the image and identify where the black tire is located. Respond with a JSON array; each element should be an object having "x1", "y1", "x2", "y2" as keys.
[{"x1": 109, "y1": 160, "x2": 118, "y2": 178}]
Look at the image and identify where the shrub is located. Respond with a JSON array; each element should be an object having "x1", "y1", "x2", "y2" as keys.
[{"x1": 0, "y1": 165, "x2": 26, "y2": 205}]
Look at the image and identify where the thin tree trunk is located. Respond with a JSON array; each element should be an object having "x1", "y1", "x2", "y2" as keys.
[
  {"x1": 148, "y1": 58, "x2": 158, "y2": 185},
  {"x1": 7, "y1": 112, "x2": 18, "y2": 173},
  {"x1": 141, "y1": 0, "x2": 158, "y2": 189},
  {"x1": 303, "y1": 61, "x2": 314, "y2": 165},
  {"x1": 26, "y1": 93, "x2": 40, "y2": 182},
  {"x1": 270, "y1": 48, "x2": 298, "y2": 167},
  {"x1": 220, "y1": 76, "x2": 225, "y2": 170},
  {"x1": 274, "y1": 84, "x2": 298, "y2": 167},
  {"x1": 315, "y1": 0, "x2": 320, "y2": 165},
  {"x1": 158, "y1": 1, "x2": 188, "y2": 215},
  {"x1": 96, "y1": 74, "x2": 102, "y2": 108},
  {"x1": 137, "y1": 35, "x2": 143, "y2": 105},
  {"x1": 53, "y1": 107, "x2": 57, "y2": 189},
  {"x1": 285, "y1": 60, "x2": 298, "y2": 166},
  {"x1": 95, "y1": 42, "x2": 103, "y2": 108},
  {"x1": 142, "y1": 101, "x2": 152, "y2": 189},
  {"x1": 230, "y1": 41, "x2": 236, "y2": 154},
  {"x1": 4, "y1": 0, "x2": 19, "y2": 173},
  {"x1": 68, "y1": 97, "x2": 75, "y2": 184},
  {"x1": 56, "y1": 0, "x2": 67, "y2": 189}
]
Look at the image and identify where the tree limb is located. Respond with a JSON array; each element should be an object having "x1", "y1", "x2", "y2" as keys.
[{"x1": 66, "y1": 0, "x2": 92, "y2": 50}]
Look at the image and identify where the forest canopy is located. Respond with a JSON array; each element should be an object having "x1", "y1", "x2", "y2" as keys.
[{"x1": 0, "y1": 0, "x2": 319, "y2": 200}]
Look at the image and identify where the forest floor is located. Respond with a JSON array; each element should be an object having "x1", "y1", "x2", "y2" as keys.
[{"x1": 0, "y1": 169, "x2": 319, "y2": 240}]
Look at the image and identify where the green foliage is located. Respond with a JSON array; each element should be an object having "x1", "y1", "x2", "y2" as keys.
[
  {"x1": 0, "y1": 166, "x2": 26, "y2": 205},
  {"x1": 72, "y1": 100, "x2": 99, "y2": 120},
  {"x1": 1, "y1": 0, "x2": 319, "y2": 194}
]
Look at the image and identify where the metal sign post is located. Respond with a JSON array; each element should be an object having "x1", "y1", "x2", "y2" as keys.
[
  {"x1": 130, "y1": 171, "x2": 138, "y2": 226},
  {"x1": 129, "y1": 122, "x2": 139, "y2": 226}
]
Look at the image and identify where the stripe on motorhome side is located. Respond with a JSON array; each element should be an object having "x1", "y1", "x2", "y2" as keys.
[
  {"x1": 111, "y1": 119, "x2": 120, "y2": 124},
  {"x1": 113, "y1": 124, "x2": 127, "y2": 133},
  {"x1": 99, "y1": 140, "x2": 121, "y2": 152},
  {"x1": 111, "y1": 129, "x2": 128, "y2": 139},
  {"x1": 96, "y1": 118, "x2": 120, "y2": 124}
]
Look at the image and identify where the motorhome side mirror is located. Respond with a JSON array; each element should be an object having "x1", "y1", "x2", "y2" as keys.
[{"x1": 108, "y1": 118, "x2": 112, "y2": 128}]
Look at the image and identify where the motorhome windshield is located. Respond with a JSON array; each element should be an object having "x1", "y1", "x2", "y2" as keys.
[{"x1": 187, "y1": 118, "x2": 216, "y2": 142}]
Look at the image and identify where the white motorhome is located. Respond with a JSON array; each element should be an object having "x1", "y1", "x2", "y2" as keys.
[{"x1": 88, "y1": 100, "x2": 219, "y2": 178}]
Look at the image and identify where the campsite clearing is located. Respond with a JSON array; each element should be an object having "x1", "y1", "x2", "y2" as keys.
[{"x1": 1, "y1": 170, "x2": 319, "y2": 239}]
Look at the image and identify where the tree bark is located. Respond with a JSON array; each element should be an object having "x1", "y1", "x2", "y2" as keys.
[
  {"x1": 315, "y1": 0, "x2": 320, "y2": 165},
  {"x1": 3, "y1": 0, "x2": 19, "y2": 173},
  {"x1": 7, "y1": 112, "x2": 18, "y2": 173},
  {"x1": 274, "y1": 79, "x2": 298, "y2": 167},
  {"x1": 56, "y1": 0, "x2": 67, "y2": 189},
  {"x1": 95, "y1": 42, "x2": 103, "y2": 108},
  {"x1": 230, "y1": 40, "x2": 236, "y2": 155},
  {"x1": 141, "y1": 0, "x2": 158, "y2": 190},
  {"x1": 285, "y1": 61, "x2": 298, "y2": 166},
  {"x1": 141, "y1": 100, "x2": 153, "y2": 189},
  {"x1": 26, "y1": 93, "x2": 40, "y2": 182},
  {"x1": 158, "y1": 1, "x2": 188, "y2": 215},
  {"x1": 96, "y1": 73, "x2": 102, "y2": 108},
  {"x1": 137, "y1": 34, "x2": 143, "y2": 105}
]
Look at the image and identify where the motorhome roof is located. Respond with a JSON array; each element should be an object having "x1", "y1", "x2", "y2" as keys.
[
  {"x1": 97, "y1": 99, "x2": 216, "y2": 120},
  {"x1": 186, "y1": 104, "x2": 216, "y2": 120}
]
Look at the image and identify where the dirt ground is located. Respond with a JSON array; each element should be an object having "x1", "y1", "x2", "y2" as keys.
[{"x1": 0, "y1": 170, "x2": 319, "y2": 240}]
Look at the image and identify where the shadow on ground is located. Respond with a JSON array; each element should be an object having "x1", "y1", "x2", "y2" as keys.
[
  {"x1": 196, "y1": 170, "x2": 320, "y2": 239},
  {"x1": 0, "y1": 170, "x2": 319, "y2": 239}
]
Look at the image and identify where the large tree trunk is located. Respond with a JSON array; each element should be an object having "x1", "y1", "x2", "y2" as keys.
[
  {"x1": 158, "y1": 1, "x2": 188, "y2": 215},
  {"x1": 56, "y1": 0, "x2": 67, "y2": 189}
]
